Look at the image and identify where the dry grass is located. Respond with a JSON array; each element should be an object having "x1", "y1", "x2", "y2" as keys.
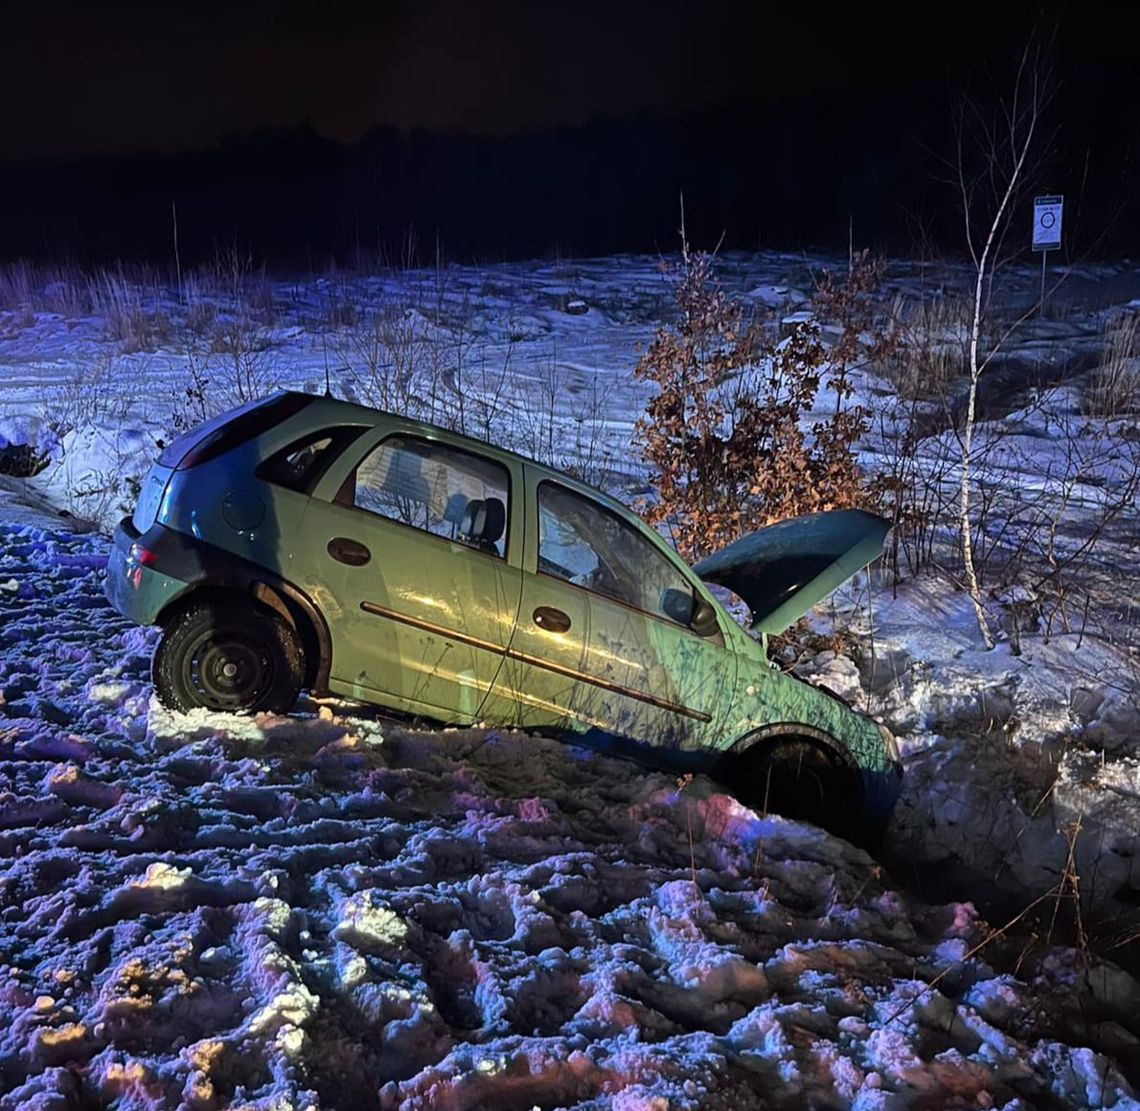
[
  {"x1": 882, "y1": 292, "x2": 972, "y2": 401},
  {"x1": 1084, "y1": 313, "x2": 1139, "y2": 418},
  {"x1": 89, "y1": 268, "x2": 173, "y2": 352},
  {"x1": 0, "y1": 261, "x2": 92, "y2": 316}
]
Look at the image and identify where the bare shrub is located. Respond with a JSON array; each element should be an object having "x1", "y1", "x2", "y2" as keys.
[
  {"x1": 206, "y1": 318, "x2": 276, "y2": 404},
  {"x1": 170, "y1": 349, "x2": 213, "y2": 433},
  {"x1": 875, "y1": 366, "x2": 1140, "y2": 651},
  {"x1": 884, "y1": 291, "x2": 972, "y2": 401},
  {"x1": 634, "y1": 242, "x2": 888, "y2": 560},
  {"x1": 324, "y1": 289, "x2": 361, "y2": 329},
  {"x1": 332, "y1": 287, "x2": 619, "y2": 490},
  {"x1": 336, "y1": 299, "x2": 449, "y2": 419},
  {"x1": 179, "y1": 247, "x2": 282, "y2": 406},
  {"x1": 36, "y1": 351, "x2": 133, "y2": 439},
  {"x1": 199, "y1": 246, "x2": 275, "y2": 324},
  {"x1": 873, "y1": 400, "x2": 958, "y2": 582},
  {"x1": 554, "y1": 373, "x2": 618, "y2": 490}
]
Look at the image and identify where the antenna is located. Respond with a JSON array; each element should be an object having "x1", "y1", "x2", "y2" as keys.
[{"x1": 322, "y1": 331, "x2": 331, "y2": 397}]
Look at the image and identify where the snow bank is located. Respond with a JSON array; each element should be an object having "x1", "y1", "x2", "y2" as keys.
[
  {"x1": 816, "y1": 575, "x2": 1140, "y2": 949},
  {"x1": 0, "y1": 526, "x2": 1138, "y2": 1108}
]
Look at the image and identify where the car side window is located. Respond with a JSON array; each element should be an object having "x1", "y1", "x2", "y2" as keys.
[
  {"x1": 258, "y1": 427, "x2": 365, "y2": 492},
  {"x1": 350, "y1": 435, "x2": 510, "y2": 557},
  {"x1": 537, "y1": 482, "x2": 694, "y2": 624}
]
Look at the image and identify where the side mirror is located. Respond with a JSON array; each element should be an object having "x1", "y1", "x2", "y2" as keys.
[
  {"x1": 661, "y1": 587, "x2": 720, "y2": 638},
  {"x1": 690, "y1": 596, "x2": 720, "y2": 638},
  {"x1": 660, "y1": 586, "x2": 695, "y2": 625}
]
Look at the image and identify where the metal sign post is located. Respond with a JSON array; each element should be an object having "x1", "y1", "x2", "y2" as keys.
[{"x1": 1032, "y1": 194, "x2": 1063, "y2": 309}]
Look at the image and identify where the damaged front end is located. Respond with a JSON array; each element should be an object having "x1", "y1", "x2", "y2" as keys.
[{"x1": 693, "y1": 509, "x2": 891, "y2": 634}]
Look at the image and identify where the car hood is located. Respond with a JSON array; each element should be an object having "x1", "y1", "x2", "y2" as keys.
[{"x1": 692, "y1": 509, "x2": 891, "y2": 633}]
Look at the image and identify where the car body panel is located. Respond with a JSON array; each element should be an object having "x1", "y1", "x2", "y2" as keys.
[
  {"x1": 104, "y1": 392, "x2": 903, "y2": 830},
  {"x1": 155, "y1": 445, "x2": 308, "y2": 583},
  {"x1": 132, "y1": 463, "x2": 175, "y2": 534},
  {"x1": 106, "y1": 520, "x2": 196, "y2": 625},
  {"x1": 693, "y1": 509, "x2": 891, "y2": 634},
  {"x1": 570, "y1": 587, "x2": 734, "y2": 749},
  {"x1": 295, "y1": 497, "x2": 524, "y2": 720},
  {"x1": 482, "y1": 564, "x2": 595, "y2": 729}
]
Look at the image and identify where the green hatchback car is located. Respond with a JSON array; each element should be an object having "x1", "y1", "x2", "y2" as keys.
[{"x1": 105, "y1": 391, "x2": 902, "y2": 837}]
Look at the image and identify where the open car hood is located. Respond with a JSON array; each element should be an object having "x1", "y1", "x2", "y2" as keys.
[{"x1": 692, "y1": 509, "x2": 890, "y2": 634}]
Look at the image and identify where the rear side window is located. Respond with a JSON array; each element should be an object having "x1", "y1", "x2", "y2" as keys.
[
  {"x1": 348, "y1": 435, "x2": 510, "y2": 558},
  {"x1": 159, "y1": 392, "x2": 313, "y2": 469},
  {"x1": 257, "y1": 426, "x2": 365, "y2": 492}
]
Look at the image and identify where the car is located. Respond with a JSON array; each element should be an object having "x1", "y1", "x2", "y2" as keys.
[{"x1": 105, "y1": 391, "x2": 902, "y2": 839}]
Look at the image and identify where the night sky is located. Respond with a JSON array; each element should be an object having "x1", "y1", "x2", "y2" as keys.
[{"x1": 1, "y1": 0, "x2": 1136, "y2": 261}]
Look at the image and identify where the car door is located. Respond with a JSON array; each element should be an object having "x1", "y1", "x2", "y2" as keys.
[
  {"x1": 478, "y1": 506, "x2": 593, "y2": 731},
  {"x1": 297, "y1": 429, "x2": 523, "y2": 722},
  {"x1": 487, "y1": 471, "x2": 735, "y2": 752}
]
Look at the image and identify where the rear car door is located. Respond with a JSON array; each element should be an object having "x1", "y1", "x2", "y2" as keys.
[{"x1": 297, "y1": 429, "x2": 523, "y2": 722}]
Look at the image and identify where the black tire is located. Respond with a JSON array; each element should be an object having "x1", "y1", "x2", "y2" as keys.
[
  {"x1": 153, "y1": 601, "x2": 304, "y2": 714},
  {"x1": 737, "y1": 738, "x2": 861, "y2": 837}
]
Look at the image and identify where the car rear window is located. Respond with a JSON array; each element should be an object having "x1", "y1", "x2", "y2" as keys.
[
  {"x1": 159, "y1": 392, "x2": 314, "y2": 470},
  {"x1": 256, "y1": 426, "x2": 366, "y2": 492}
]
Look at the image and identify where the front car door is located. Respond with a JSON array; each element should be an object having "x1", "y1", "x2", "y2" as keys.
[
  {"x1": 297, "y1": 427, "x2": 523, "y2": 722},
  {"x1": 487, "y1": 470, "x2": 736, "y2": 754}
]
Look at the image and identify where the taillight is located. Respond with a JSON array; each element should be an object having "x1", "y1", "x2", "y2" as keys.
[{"x1": 128, "y1": 543, "x2": 159, "y2": 567}]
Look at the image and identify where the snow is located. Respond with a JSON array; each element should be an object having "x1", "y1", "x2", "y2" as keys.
[{"x1": 1, "y1": 252, "x2": 1140, "y2": 1105}]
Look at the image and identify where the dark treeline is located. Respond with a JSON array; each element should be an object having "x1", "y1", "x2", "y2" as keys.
[{"x1": 1, "y1": 89, "x2": 1135, "y2": 267}]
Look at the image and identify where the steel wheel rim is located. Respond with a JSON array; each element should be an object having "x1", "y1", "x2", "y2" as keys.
[{"x1": 183, "y1": 628, "x2": 275, "y2": 710}]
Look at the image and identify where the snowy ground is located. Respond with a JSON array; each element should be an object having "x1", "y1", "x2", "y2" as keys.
[
  {"x1": 1, "y1": 252, "x2": 1140, "y2": 1106},
  {"x1": 1, "y1": 525, "x2": 1138, "y2": 1109}
]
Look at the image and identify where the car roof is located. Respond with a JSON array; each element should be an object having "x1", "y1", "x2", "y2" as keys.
[{"x1": 280, "y1": 389, "x2": 634, "y2": 518}]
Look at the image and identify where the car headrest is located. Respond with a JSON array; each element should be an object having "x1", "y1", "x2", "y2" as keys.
[
  {"x1": 459, "y1": 499, "x2": 484, "y2": 539},
  {"x1": 480, "y1": 497, "x2": 506, "y2": 545}
]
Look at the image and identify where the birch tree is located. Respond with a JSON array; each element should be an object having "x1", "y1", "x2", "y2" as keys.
[{"x1": 952, "y1": 38, "x2": 1052, "y2": 647}]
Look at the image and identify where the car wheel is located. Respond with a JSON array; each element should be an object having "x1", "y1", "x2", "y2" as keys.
[
  {"x1": 153, "y1": 601, "x2": 304, "y2": 714},
  {"x1": 739, "y1": 738, "x2": 860, "y2": 836}
]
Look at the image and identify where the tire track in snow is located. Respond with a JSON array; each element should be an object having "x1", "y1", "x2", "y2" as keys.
[{"x1": 1, "y1": 526, "x2": 1138, "y2": 1109}]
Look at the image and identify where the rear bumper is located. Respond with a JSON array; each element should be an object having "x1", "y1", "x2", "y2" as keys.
[
  {"x1": 104, "y1": 517, "x2": 334, "y2": 695},
  {"x1": 104, "y1": 518, "x2": 195, "y2": 625}
]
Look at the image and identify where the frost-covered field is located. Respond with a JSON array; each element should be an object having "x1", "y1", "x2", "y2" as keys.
[
  {"x1": 1, "y1": 525, "x2": 1138, "y2": 1109},
  {"x1": 1, "y1": 253, "x2": 1140, "y2": 1107}
]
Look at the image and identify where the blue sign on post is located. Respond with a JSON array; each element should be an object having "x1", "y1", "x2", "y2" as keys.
[{"x1": 1032, "y1": 195, "x2": 1063, "y2": 252}]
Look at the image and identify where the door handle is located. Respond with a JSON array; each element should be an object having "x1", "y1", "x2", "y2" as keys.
[
  {"x1": 328, "y1": 537, "x2": 371, "y2": 566},
  {"x1": 533, "y1": 606, "x2": 571, "y2": 633}
]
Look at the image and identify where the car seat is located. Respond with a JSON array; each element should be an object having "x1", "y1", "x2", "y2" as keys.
[{"x1": 460, "y1": 497, "x2": 506, "y2": 554}]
